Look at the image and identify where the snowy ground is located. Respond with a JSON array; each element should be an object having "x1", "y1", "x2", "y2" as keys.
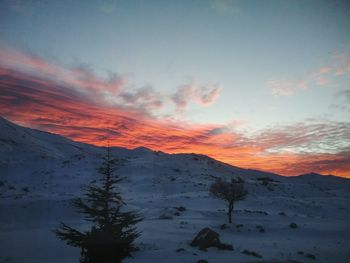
[{"x1": 1, "y1": 117, "x2": 350, "y2": 263}]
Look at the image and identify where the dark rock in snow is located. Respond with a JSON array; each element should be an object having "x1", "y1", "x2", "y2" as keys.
[
  {"x1": 256, "y1": 225, "x2": 265, "y2": 232},
  {"x1": 289, "y1": 222, "x2": 298, "y2": 228},
  {"x1": 191, "y1": 227, "x2": 233, "y2": 251},
  {"x1": 175, "y1": 206, "x2": 186, "y2": 212},
  {"x1": 242, "y1": 249, "x2": 262, "y2": 258},
  {"x1": 305, "y1": 253, "x2": 316, "y2": 259},
  {"x1": 191, "y1": 228, "x2": 220, "y2": 250},
  {"x1": 279, "y1": 212, "x2": 287, "y2": 216}
]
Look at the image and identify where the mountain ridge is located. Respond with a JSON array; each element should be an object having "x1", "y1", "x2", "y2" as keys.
[
  {"x1": 1, "y1": 116, "x2": 350, "y2": 263},
  {"x1": 0, "y1": 115, "x2": 346, "y2": 180}
]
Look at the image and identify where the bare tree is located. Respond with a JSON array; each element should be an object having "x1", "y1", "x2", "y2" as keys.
[{"x1": 210, "y1": 177, "x2": 247, "y2": 224}]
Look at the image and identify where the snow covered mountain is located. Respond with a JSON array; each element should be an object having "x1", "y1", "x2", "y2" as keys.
[{"x1": 0, "y1": 116, "x2": 349, "y2": 263}]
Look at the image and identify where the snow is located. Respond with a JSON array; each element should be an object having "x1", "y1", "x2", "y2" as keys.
[{"x1": 0, "y1": 116, "x2": 349, "y2": 263}]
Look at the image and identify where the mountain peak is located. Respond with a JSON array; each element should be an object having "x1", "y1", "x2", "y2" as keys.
[
  {"x1": 134, "y1": 146, "x2": 150, "y2": 150},
  {"x1": 298, "y1": 172, "x2": 333, "y2": 178},
  {"x1": 133, "y1": 146, "x2": 153, "y2": 153}
]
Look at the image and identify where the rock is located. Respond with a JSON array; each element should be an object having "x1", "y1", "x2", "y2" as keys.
[
  {"x1": 242, "y1": 249, "x2": 262, "y2": 258},
  {"x1": 197, "y1": 260, "x2": 209, "y2": 263},
  {"x1": 305, "y1": 253, "x2": 316, "y2": 260},
  {"x1": 191, "y1": 227, "x2": 233, "y2": 251},
  {"x1": 191, "y1": 228, "x2": 221, "y2": 250},
  {"x1": 175, "y1": 206, "x2": 186, "y2": 212},
  {"x1": 289, "y1": 222, "x2": 298, "y2": 228},
  {"x1": 279, "y1": 212, "x2": 287, "y2": 216},
  {"x1": 256, "y1": 225, "x2": 265, "y2": 232}
]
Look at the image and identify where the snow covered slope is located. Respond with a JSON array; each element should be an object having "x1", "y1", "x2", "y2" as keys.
[
  {"x1": 0, "y1": 117, "x2": 349, "y2": 263},
  {"x1": 0, "y1": 116, "x2": 100, "y2": 162}
]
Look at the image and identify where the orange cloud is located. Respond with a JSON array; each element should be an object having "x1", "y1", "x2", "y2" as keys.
[{"x1": 1, "y1": 53, "x2": 349, "y2": 178}]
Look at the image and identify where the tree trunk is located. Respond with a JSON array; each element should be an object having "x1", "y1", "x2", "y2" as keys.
[{"x1": 227, "y1": 201, "x2": 234, "y2": 224}]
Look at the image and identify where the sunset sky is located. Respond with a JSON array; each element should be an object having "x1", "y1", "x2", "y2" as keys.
[{"x1": 0, "y1": 0, "x2": 349, "y2": 177}]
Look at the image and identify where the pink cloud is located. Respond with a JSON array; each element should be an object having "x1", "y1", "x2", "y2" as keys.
[
  {"x1": 333, "y1": 51, "x2": 350, "y2": 76},
  {"x1": 1, "y1": 48, "x2": 349, "y2": 177},
  {"x1": 0, "y1": 48, "x2": 126, "y2": 96},
  {"x1": 267, "y1": 78, "x2": 307, "y2": 96},
  {"x1": 267, "y1": 50, "x2": 350, "y2": 96},
  {"x1": 171, "y1": 82, "x2": 221, "y2": 109},
  {"x1": 0, "y1": 48, "x2": 221, "y2": 116}
]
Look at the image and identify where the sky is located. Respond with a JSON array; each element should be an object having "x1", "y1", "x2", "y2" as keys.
[{"x1": 0, "y1": 0, "x2": 350, "y2": 177}]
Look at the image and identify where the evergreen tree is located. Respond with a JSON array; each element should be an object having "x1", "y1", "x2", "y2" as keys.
[{"x1": 54, "y1": 148, "x2": 142, "y2": 263}]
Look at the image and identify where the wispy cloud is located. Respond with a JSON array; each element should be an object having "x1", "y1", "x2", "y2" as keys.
[
  {"x1": 118, "y1": 86, "x2": 164, "y2": 113},
  {"x1": 0, "y1": 49, "x2": 221, "y2": 117},
  {"x1": 1, "y1": 49, "x2": 349, "y2": 177},
  {"x1": 254, "y1": 121, "x2": 350, "y2": 154},
  {"x1": 0, "y1": 48, "x2": 126, "y2": 96},
  {"x1": 337, "y1": 89, "x2": 350, "y2": 102},
  {"x1": 171, "y1": 82, "x2": 221, "y2": 110},
  {"x1": 267, "y1": 50, "x2": 350, "y2": 96},
  {"x1": 333, "y1": 50, "x2": 350, "y2": 76},
  {"x1": 330, "y1": 89, "x2": 350, "y2": 115},
  {"x1": 267, "y1": 78, "x2": 308, "y2": 96}
]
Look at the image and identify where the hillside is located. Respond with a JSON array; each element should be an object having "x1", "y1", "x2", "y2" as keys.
[{"x1": 0, "y1": 117, "x2": 349, "y2": 263}]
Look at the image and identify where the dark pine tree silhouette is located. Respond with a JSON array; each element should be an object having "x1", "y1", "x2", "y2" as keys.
[{"x1": 54, "y1": 148, "x2": 142, "y2": 263}]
